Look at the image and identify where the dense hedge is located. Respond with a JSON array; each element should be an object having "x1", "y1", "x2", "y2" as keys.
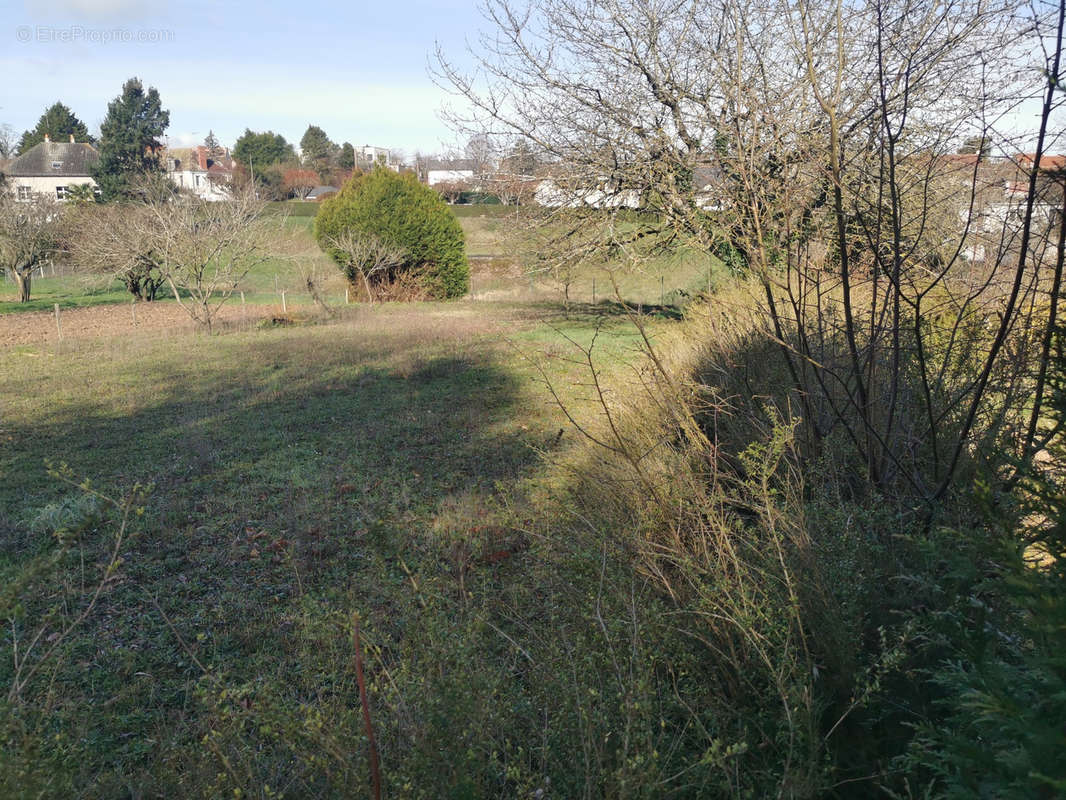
[{"x1": 314, "y1": 167, "x2": 468, "y2": 299}]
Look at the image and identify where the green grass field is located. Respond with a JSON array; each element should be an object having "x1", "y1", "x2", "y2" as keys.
[
  {"x1": 0, "y1": 201, "x2": 698, "y2": 793},
  {"x1": 2, "y1": 208, "x2": 722, "y2": 313},
  {"x1": 0, "y1": 202, "x2": 736, "y2": 794},
  {"x1": 0, "y1": 292, "x2": 669, "y2": 795}
]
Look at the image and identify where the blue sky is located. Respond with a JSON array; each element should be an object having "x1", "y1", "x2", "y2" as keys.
[
  {"x1": 3, "y1": 0, "x2": 1058, "y2": 158},
  {"x1": 2, "y1": 0, "x2": 481, "y2": 157}
]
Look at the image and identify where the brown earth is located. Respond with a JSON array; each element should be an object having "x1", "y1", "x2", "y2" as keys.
[{"x1": 0, "y1": 301, "x2": 291, "y2": 348}]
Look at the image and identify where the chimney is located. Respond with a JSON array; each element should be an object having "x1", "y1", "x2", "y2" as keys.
[
  {"x1": 197, "y1": 146, "x2": 208, "y2": 171},
  {"x1": 44, "y1": 134, "x2": 50, "y2": 143},
  {"x1": 70, "y1": 134, "x2": 75, "y2": 143}
]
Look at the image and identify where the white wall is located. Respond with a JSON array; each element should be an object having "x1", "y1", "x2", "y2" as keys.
[
  {"x1": 534, "y1": 178, "x2": 641, "y2": 209},
  {"x1": 9, "y1": 175, "x2": 96, "y2": 201},
  {"x1": 427, "y1": 169, "x2": 474, "y2": 186},
  {"x1": 169, "y1": 169, "x2": 230, "y2": 201}
]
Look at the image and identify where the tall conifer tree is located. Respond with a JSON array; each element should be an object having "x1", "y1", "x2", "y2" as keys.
[{"x1": 91, "y1": 78, "x2": 170, "y2": 201}]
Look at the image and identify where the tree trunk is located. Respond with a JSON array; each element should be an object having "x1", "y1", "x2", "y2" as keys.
[
  {"x1": 14, "y1": 270, "x2": 30, "y2": 302},
  {"x1": 306, "y1": 276, "x2": 335, "y2": 317}
]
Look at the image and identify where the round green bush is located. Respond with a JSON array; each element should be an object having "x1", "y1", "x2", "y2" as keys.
[{"x1": 314, "y1": 167, "x2": 469, "y2": 299}]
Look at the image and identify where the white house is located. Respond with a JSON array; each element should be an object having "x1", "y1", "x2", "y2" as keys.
[
  {"x1": 425, "y1": 158, "x2": 478, "y2": 186},
  {"x1": 1, "y1": 135, "x2": 99, "y2": 201},
  {"x1": 533, "y1": 177, "x2": 641, "y2": 209},
  {"x1": 353, "y1": 145, "x2": 401, "y2": 172},
  {"x1": 360, "y1": 145, "x2": 389, "y2": 164},
  {"x1": 166, "y1": 146, "x2": 234, "y2": 201}
]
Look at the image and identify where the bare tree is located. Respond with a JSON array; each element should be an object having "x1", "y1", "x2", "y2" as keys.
[
  {"x1": 141, "y1": 186, "x2": 270, "y2": 331},
  {"x1": 491, "y1": 174, "x2": 539, "y2": 205},
  {"x1": 69, "y1": 202, "x2": 167, "y2": 301},
  {"x1": 465, "y1": 134, "x2": 496, "y2": 173},
  {"x1": 437, "y1": 0, "x2": 1063, "y2": 499},
  {"x1": 268, "y1": 222, "x2": 339, "y2": 315},
  {"x1": 0, "y1": 123, "x2": 14, "y2": 159},
  {"x1": 326, "y1": 229, "x2": 408, "y2": 303},
  {"x1": 0, "y1": 195, "x2": 65, "y2": 303},
  {"x1": 283, "y1": 168, "x2": 319, "y2": 200},
  {"x1": 433, "y1": 179, "x2": 469, "y2": 204}
]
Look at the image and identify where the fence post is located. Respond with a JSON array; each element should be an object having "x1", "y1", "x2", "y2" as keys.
[{"x1": 281, "y1": 291, "x2": 287, "y2": 314}]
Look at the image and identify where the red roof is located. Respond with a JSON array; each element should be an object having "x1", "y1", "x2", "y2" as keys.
[{"x1": 1019, "y1": 153, "x2": 1066, "y2": 171}]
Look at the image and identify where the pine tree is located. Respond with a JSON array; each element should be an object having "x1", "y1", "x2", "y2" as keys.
[
  {"x1": 339, "y1": 142, "x2": 356, "y2": 171},
  {"x1": 90, "y1": 78, "x2": 170, "y2": 201},
  {"x1": 233, "y1": 129, "x2": 296, "y2": 170},
  {"x1": 300, "y1": 125, "x2": 335, "y2": 179},
  {"x1": 16, "y1": 102, "x2": 93, "y2": 155},
  {"x1": 203, "y1": 129, "x2": 224, "y2": 159}
]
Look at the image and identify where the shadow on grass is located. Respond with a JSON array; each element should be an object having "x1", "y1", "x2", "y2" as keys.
[
  {"x1": 0, "y1": 327, "x2": 545, "y2": 780},
  {"x1": 495, "y1": 298, "x2": 686, "y2": 325}
]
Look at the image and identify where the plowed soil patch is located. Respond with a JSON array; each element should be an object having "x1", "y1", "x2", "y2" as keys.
[{"x1": 0, "y1": 301, "x2": 278, "y2": 347}]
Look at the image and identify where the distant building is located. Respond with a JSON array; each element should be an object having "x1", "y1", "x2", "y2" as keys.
[
  {"x1": 425, "y1": 158, "x2": 478, "y2": 186},
  {"x1": 360, "y1": 145, "x2": 389, "y2": 163},
  {"x1": 353, "y1": 145, "x2": 400, "y2": 172},
  {"x1": 1, "y1": 135, "x2": 99, "y2": 201},
  {"x1": 166, "y1": 145, "x2": 235, "y2": 201},
  {"x1": 533, "y1": 176, "x2": 641, "y2": 209},
  {"x1": 693, "y1": 164, "x2": 724, "y2": 210}
]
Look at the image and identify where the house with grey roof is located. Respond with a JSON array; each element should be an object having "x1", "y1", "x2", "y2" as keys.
[{"x1": 1, "y1": 135, "x2": 100, "y2": 201}]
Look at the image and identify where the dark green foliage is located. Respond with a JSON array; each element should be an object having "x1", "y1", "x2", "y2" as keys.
[
  {"x1": 713, "y1": 238, "x2": 747, "y2": 274},
  {"x1": 891, "y1": 326, "x2": 1066, "y2": 798},
  {"x1": 254, "y1": 164, "x2": 287, "y2": 201},
  {"x1": 232, "y1": 129, "x2": 296, "y2": 172},
  {"x1": 90, "y1": 78, "x2": 170, "y2": 201},
  {"x1": 299, "y1": 124, "x2": 336, "y2": 179},
  {"x1": 16, "y1": 102, "x2": 93, "y2": 155},
  {"x1": 457, "y1": 191, "x2": 501, "y2": 205},
  {"x1": 338, "y1": 142, "x2": 355, "y2": 170},
  {"x1": 314, "y1": 167, "x2": 469, "y2": 298},
  {"x1": 203, "y1": 130, "x2": 223, "y2": 159}
]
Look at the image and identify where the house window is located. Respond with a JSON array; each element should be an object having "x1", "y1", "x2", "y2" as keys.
[
  {"x1": 56, "y1": 186, "x2": 69, "y2": 200},
  {"x1": 52, "y1": 161, "x2": 63, "y2": 170},
  {"x1": 16, "y1": 186, "x2": 31, "y2": 201}
]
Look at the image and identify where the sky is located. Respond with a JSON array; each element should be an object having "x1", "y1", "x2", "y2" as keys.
[
  {"x1": 2, "y1": 0, "x2": 1060, "y2": 159},
  {"x1": 1, "y1": 0, "x2": 482, "y2": 158}
]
